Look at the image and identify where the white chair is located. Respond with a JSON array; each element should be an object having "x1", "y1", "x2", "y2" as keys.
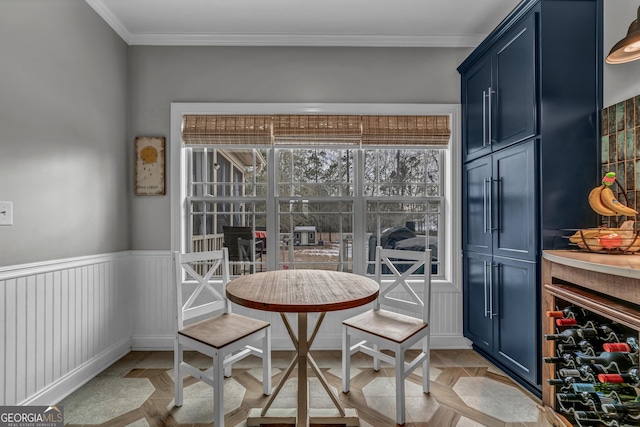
[
  {"x1": 342, "y1": 246, "x2": 432, "y2": 425},
  {"x1": 173, "y1": 249, "x2": 271, "y2": 427}
]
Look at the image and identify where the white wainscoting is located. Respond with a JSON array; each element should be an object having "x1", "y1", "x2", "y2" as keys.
[
  {"x1": 130, "y1": 251, "x2": 469, "y2": 351},
  {"x1": 0, "y1": 253, "x2": 132, "y2": 406},
  {"x1": 0, "y1": 250, "x2": 469, "y2": 406}
]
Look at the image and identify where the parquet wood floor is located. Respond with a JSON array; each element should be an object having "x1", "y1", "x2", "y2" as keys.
[{"x1": 59, "y1": 350, "x2": 553, "y2": 427}]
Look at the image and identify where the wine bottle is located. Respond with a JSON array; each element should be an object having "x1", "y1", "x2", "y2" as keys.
[
  {"x1": 544, "y1": 350, "x2": 592, "y2": 368},
  {"x1": 570, "y1": 382, "x2": 640, "y2": 401},
  {"x1": 601, "y1": 337, "x2": 639, "y2": 353},
  {"x1": 575, "y1": 352, "x2": 638, "y2": 374},
  {"x1": 545, "y1": 328, "x2": 583, "y2": 345},
  {"x1": 602, "y1": 401, "x2": 640, "y2": 414},
  {"x1": 579, "y1": 325, "x2": 640, "y2": 352},
  {"x1": 579, "y1": 323, "x2": 624, "y2": 341},
  {"x1": 555, "y1": 317, "x2": 600, "y2": 328},
  {"x1": 599, "y1": 367, "x2": 640, "y2": 387},
  {"x1": 558, "y1": 364, "x2": 607, "y2": 382},
  {"x1": 556, "y1": 341, "x2": 597, "y2": 356},
  {"x1": 548, "y1": 375, "x2": 581, "y2": 387},
  {"x1": 546, "y1": 305, "x2": 589, "y2": 320},
  {"x1": 547, "y1": 306, "x2": 602, "y2": 328},
  {"x1": 557, "y1": 391, "x2": 618, "y2": 408}
]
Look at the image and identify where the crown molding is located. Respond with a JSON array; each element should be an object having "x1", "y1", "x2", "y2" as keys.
[{"x1": 128, "y1": 33, "x2": 486, "y2": 47}]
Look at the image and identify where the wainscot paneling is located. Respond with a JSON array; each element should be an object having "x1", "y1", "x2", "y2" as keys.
[
  {"x1": 129, "y1": 251, "x2": 469, "y2": 351},
  {"x1": 0, "y1": 253, "x2": 132, "y2": 406}
]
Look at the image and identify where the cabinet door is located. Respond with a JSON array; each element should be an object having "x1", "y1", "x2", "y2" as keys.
[
  {"x1": 492, "y1": 256, "x2": 538, "y2": 386},
  {"x1": 461, "y1": 56, "x2": 492, "y2": 162},
  {"x1": 492, "y1": 142, "x2": 537, "y2": 261},
  {"x1": 462, "y1": 251, "x2": 494, "y2": 353},
  {"x1": 463, "y1": 157, "x2": 492, "y2": 255},
  {"x1": 493, "y1": 11, "x2": 537, "y2": 150}
]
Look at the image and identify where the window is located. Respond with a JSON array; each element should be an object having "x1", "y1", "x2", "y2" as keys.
[{"x1": 172, "y1": 105, "x2": 460, "y2": 285}]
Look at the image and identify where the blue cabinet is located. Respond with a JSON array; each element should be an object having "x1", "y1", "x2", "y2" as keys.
[
  {"x1": 463, "y1": 253, "x2": 538, "y2": 385},
  {"x1": 462, "y1": 156, "x2": 492, "y2": 254},
  {"x1": 459, "y1": 0, "x2": 602, "y2": 396},
  {"x1": 493, "y1": 256, "x2": 538, "y2": 385},
  {"x1": 462, "y1": 11, "x2": 536, "y2": 162},
  {"x1": 463, "y1": 142, "x2": 537, "y2": 260},
  {"x1": 462, "y1": 251, "x2": 494, "y2": 352},
  {"x1": 492, "y1": 143, "x2": 537, "y2": 261}
]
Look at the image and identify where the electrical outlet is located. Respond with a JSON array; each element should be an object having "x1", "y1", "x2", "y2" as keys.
[{"x1": 0, "y1": 201, "x2": 13, "y2": 226}]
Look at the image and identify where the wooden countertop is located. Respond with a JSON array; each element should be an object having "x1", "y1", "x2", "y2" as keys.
[{"x1": 543, "y1": 250, "x2": 640, "y2": 280}]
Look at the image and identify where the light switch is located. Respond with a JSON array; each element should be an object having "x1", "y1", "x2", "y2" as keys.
[{"x1": 0, "y1": 201, "x2": 13, "y2": 226}]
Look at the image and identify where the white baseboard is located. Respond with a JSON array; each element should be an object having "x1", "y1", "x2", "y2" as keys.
[
  {"x1": 131, "y1": 335, "x2": 175, "y2": 351},
  {"x1": 20, "y1": 338, "x2": 132, "y2": 406}
]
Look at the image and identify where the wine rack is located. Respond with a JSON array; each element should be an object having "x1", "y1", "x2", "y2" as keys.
[
  {"x1": 542, "y1": 252, "x2": 640, "y2": 427},
  {"x1": 545, "y1": 300, "x2": 640, "y2": 426}
]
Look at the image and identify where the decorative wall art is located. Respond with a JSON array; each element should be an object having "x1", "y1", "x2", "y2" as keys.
[{"x1": 135, "y1": 136, "x2": 165, "y2": 195}]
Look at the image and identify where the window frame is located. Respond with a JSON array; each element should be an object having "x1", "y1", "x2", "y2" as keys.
[{"x1": 171, "y1": 103, "x2": 462, "y2": 291}]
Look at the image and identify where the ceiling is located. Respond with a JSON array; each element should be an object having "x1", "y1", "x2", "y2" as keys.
[{"x1": 85, "y1": 0, "x2": 522, "y2": 47}]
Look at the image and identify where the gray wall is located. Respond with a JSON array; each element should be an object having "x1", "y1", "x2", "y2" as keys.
[
  {"x1": 604, "y1": 0, "x2": 640, "y2": 107},
  {"x1": 0, "y1": 0, "x2": 129, "y2": 266},
  {"x1": 3, "y1": 0, "x2": 633, "y2": 264},
  {"x1": 128, "y1": 46, "x2": 473, "y2": 249}
]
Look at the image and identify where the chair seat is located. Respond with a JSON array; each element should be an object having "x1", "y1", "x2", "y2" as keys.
[
  {"x1": 179, "y1": 312, "x2": 270, "y2": 349},
  {"x1": 343, "y1": 309, "x2": 428, "y2": 344}
]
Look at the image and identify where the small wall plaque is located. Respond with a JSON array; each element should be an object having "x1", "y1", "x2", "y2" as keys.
[{"x1": 135, "y1": 136, "x2": 165, "y2": 195}]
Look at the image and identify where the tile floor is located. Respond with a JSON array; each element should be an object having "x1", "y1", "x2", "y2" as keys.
[{"x1": 58, "y1": 349, "x2": 555, "y2": 427}]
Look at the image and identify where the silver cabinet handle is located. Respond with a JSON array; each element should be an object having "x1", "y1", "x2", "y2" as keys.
[
  {"x1": 483, "y1": 178, "x2": 489, "y2": 233},
  {"x1": 483, "y1": 261, "x2": 489, "y2": 317},
  {"x1": 491, "y1": 178, "x2": 501, "y2": 232},
  {"x1": 489, "y1": 263, "x2": 499, "y2": 319},
  {"x1": 482, "y1": 90, "x2": 488, "y2": 147},
  {"x1": 487, "y1": 86, "x2": 494, "y2": 145},
  {"x1": 487, "y1": 177, "x2": 493, "y2": 234}
]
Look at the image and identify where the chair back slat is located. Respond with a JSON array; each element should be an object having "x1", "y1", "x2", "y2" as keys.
[
  {"x1": 174, "y1": 249, "x2": 231, "y2": 329},
  {"x1": 183, "y1": 302, "x2": 225, "y2": 321},
  {"x1": 375, "y1": 246, "x2": 431, "y2": 323}
]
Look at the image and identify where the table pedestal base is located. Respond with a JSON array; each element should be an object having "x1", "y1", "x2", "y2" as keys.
[{"x1": 247, "y1": 407, "x2": 359, "y2": 426}]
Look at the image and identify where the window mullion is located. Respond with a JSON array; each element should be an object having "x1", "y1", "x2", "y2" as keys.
[
  {"x1": 266, "y1": 148, "x2": 278, "y2": 270},
  {"x1": 352, "y1": 149, "x2": 366, "y2": 275}
]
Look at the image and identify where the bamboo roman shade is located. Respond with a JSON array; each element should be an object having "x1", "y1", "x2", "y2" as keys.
[
  {"x1": 272, "y1": 115, "x2": 361, "y2": 144},
  {"x1": 361, "y1": 115, "x2": 450, "y2": 145},
  {"x1": 182, "y1": 115, "x2": 272, "y2": 146},
  {"x1": 182, "y1": 114, "x2": 450, "y2": 146}
]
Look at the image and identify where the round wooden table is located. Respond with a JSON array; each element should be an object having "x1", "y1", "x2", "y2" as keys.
[{"x1": 226, "y1": 269, "x2": 379, "y2": 427}]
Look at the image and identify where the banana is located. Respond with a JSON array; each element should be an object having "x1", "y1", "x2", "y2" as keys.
[
  {"x1": 569, "y1": 230, "x2": 582, "y2": 243},
  {"x1": 588, "y1": 185, "x2": 618, "y2": 216},
  {"x1": 600, "y1": 185, "x2": 638, "y2": 217},
  {"x1": 583, "y1": 237, "x2": 603, "y2": 251},
  {"x1": 569, "y1": 228, "x2": 602, "y2": 243}
]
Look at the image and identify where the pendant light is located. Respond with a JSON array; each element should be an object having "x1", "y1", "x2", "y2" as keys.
[{"x1": 606, "y1": 5, "x2": 640, "y2": 64}]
